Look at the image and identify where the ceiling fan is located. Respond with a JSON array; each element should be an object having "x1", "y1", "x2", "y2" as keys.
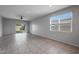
[
  {"x1": 20, "y1": 15, "x2": 23, "y2": 20},
  {"x1": 16, "y1": 15, "x2": 24, "y2": 20},
  {"x1": 17, "y1": 15, "x2": 27, "y2": 21}
]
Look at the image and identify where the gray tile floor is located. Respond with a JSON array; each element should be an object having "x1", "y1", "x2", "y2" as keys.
[{"x1": 0, "y1": 33, "x2": 79, "y2": 54}]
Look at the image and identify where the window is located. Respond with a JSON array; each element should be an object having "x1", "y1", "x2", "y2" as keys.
[{"x1": 50, "y1": 12, "x2": 72, "y2": 32}]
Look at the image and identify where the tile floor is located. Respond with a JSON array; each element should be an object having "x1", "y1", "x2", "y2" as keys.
[{"x1": 0, "y1": 33, "x2": 79, "y2": 54}]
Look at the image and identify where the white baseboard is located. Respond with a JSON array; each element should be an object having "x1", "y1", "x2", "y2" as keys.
[{"x1": 32, "y1": 33, "x2": 79, "y2": 48}]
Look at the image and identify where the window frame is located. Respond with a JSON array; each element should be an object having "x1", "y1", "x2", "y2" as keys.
[{"x1": 50, "y1": 12, "x2": 72, "y2": 32}]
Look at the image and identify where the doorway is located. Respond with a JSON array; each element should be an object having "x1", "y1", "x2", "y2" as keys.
[{"x1": 16, "y1": 23, "x2": 25, "y2": 33}]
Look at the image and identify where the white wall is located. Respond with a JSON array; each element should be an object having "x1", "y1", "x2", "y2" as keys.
[
  {"x1": 2, "y1": 18, "x2": 28, "y2": 35},
  {"x1": 0, "y1": 16, "x2": 2, "y2": 37},
  {"x1": 30, "y1": 6, "x2": 79, "y2": 47}
]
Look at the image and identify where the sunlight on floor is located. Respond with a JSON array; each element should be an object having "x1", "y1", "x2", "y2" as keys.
[{"x1": 14, "y1": 33, "x2": 27, "y2": 45}]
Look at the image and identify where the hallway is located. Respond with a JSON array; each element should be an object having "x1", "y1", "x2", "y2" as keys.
[{"x1": 0, "y1": 33, "x2": 79, "y2": 54}]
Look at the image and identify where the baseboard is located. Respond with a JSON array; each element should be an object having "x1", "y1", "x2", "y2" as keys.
[
  {"x1": 3, "y1": 33, "x2": 16, "y2": 36},
  {"x1": 3, "y1": 33, "x2": 27, "y2": 36},
  {"x1": 32, "y1": 33, "x2": 79, "y2": 48}
]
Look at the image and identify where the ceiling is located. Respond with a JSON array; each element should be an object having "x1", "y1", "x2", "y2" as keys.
[{"x1": 0, "y1": 5, "x2": 70, "y2": 21}]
